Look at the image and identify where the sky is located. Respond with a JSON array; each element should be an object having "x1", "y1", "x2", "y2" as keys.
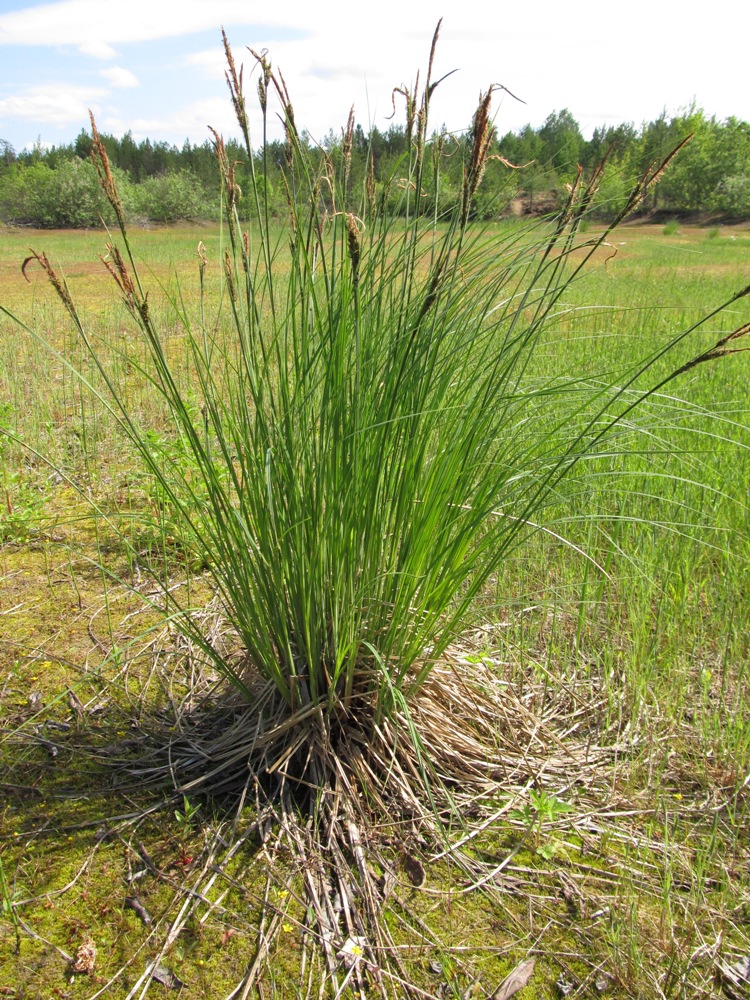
[{"x1": 0, "y1": 0, "x2": 748, "y2": 155}]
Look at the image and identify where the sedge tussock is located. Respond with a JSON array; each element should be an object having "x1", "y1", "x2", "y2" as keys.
[{"x1": 4, "y1": 21, "x2": 748, "y2": 999}]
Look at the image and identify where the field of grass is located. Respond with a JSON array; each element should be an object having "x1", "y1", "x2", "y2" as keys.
[{"x1": 1, "y1": 218, "x2": 750, "y2": 999}]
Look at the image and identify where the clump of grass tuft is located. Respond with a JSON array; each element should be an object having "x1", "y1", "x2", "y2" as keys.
[{"x1": 4, "y1": 22, "x2": 750, "y2": 994}]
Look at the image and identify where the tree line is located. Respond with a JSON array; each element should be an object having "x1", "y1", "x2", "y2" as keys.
[{"x1": 1, "y1": 104, "x2": 749, "y2": 228}]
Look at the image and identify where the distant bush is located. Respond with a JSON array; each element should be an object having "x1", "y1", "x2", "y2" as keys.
[
  {"x1": 131, "y1": 170, "x2": 212, "y2": 223},
  {"x1": 715, "y1": 175, "x2": 750, "y2": 216},
  {"x1": 0, "y1": 158, "x2": 131, "y2": 227},
  {"x1": 0, "y1": 161, "x2": 213, "y2": 227},
  {"x1": 3, "y1": 104, "x2": 750, "y2": 226}
]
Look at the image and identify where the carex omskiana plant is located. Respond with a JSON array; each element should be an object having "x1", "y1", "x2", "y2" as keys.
[
  {"x1": 8, "y1": 20, "x2": 750, "y2": 800},
  {"x1": 4, "y1": 21, "x2": 750, "y2": 991}
]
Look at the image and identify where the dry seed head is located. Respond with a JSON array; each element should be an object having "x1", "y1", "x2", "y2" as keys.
[
  {"x1": 101, "y1": 242, "x2": 139, "y2": 314},
  {"x1": 250, "y1": 48, "x2": 272, "y2": 115},
  {"x1": 426, "y1": 37, "x2": 458, "y2": 102},
  {"x1": 228, "y1": 162, "x2": 242, "y2": 206},
  {"x1": 102, "y1": 244, "x2": 150, "y2": 324},
  {"x1": 88, "y1": 112, "x2": 125, "y2": 229},
  {"x1": 266, "y1": 66, "x2": 299, "y2": 165},
  {"x1": 672, "y1": 320, "x2": 750, "y2": 376},
  {"x1": 280, "y1": 170, "x2": 296, "y2": 231},
  {"x1": 406, "y1": 82, "x2": 417, "y2": 146},
  {"x1": 416, "y1": 106, "x2": 426, "y2": 155},
  {"x1": 209, "y1": 127, "x2": 229, "y2": 175},
  {"x1": 345, "y1": 213, "x2": 362, "y2": 285},
  {"x1": 462, "y1": 87, "x2": 497, "y2": 223},
  {"x1": 209, "y1": 128, "x2": 241, "y2": 209},
  {"x1": 257, "y1": 76, "x2": 266, "y2": 113},
  {"x1": 196, "y1": 240, "x2": 208, "y2": 284},
  {"x1": 558, "y1": 164, "x2": 584, "y2": 227},
  {"x1": 222, "y1": 28, "x2": 240, "y2": 87},
  {"x1": 411, "y1": 251, "x2": 449, "y2": 333},
  {"x1": 222, "y1": 29, "x2": 249, "y2": 137},
  {"x1": 223, "y1": 250, "x2": 236, "y2": 304},
  {"x1": 342, "y1": 105, "x2": 355, "y2": 186},
  {"x1": 22, "y1": 250, "x2": 76, "y2": 317},
  {"x1": 105, "y1": 243, "x2": 131, "y2": 291},
  {"x1": 283, "y1": 110, "x2": 297, "y2": 166},
  {"x1": 719, "y1": 320, "x2": 750, "y2": 347},
  {"x1": 242, "y1": 230, "x2": 250, "y2": 273},
  {"x1": 469, "y1": 88, "x2": 495, "y2": 174},
  {"x1": 390, "y1": 85, "x2": 417, "y2": 147},
  {"x1": 717, "y1": 319, "x2": 750, "y2": 345},
  {"x1": 411, "y1": 73, "x2": 419, "y2": 128},
  {"x1": 426, "y1": 19, "x2": 442, "y2": 96}
]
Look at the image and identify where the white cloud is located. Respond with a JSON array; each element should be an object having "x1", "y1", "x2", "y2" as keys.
[
  {"x1": 185, "y1": 48, "x2": 238, "y2": 81},
  {"x1": 0, "y1": 2, "x2": 671, "y2": 140},
  {"x1": 0, "y1": 0, "x2": 317, "y2": 47},
  {"x1": 78, "y1": 39, "x2": 117, "y2": 59},
  {"x1": 0, "y1": 85, "x2": 105, "y2": 124},
  {"x1": 182, "y1": 29, "x2": 443, "y2": 142},
  {"x1": 103, "y1": 97, "x2": 239, "y2": 144},
  {"x1": 0, "y1": 0, "x2": 748, "y2": 155},
  {"x1": 100, "y1": 67, "x2": 139, "y2": 89}
]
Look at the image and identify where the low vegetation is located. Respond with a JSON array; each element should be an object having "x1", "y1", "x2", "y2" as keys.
[{"x1": 1, "y1": 25, "x2": 749, "y2": 1000}]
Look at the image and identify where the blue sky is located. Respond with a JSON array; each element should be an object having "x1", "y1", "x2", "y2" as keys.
[{"x1": 0, "y1": 0, "x2": 748, "y2": 155}]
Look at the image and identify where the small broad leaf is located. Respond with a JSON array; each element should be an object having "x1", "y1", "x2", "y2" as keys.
[
  {"x1": 151, "y1": 963, "x2": 187, "y2": 990},
  {"x1": 492, "y1": 958, "x2": 535, "y2": 1000},
  {"x1": 402, "y1": 853, "x2": 426, "y2": 887}
]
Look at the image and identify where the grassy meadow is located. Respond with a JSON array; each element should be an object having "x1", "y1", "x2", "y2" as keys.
[{"x1": 1, "y1": 217, "x2": 750, "y2": 999}]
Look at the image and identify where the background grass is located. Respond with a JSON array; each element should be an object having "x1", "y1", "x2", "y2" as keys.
[{"x1": 1, "y1": 219, "x2": 749, "y2": 998}]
